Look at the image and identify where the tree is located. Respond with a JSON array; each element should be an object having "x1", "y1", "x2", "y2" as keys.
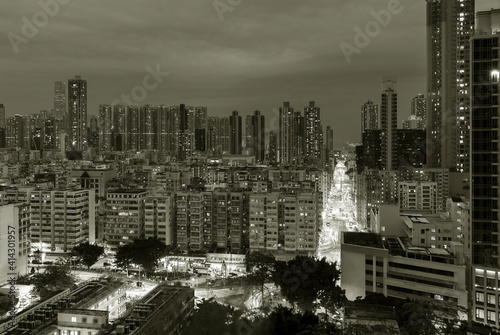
[
  {"x1": 25, "y1": 264, "x2": 76, "y2": 297},
  {"x1": 241, "y1": 305, "x2": 338, "y2": 335},
  {"x1": 181, "y1": 298, "x2": 241, "y2": 335},
  {"x1": 71, "y1": 242, "x2": 105, "y2": 269},
  {"x1": 397, "y1": 300, "x2": 437, "y2": 335},
  {"x1": 114, "y1": 238, "x2": 168, "y2": 275},
  {"x1": 246, "y1": 251, "x2": 275, "y2": 306},
  {"x1": 273, "y1": 256, "x2": 345, "y2": 313}
]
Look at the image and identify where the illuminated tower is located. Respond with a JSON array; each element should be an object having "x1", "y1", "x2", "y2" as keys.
[
  {"x1": 279, "y1": 101, "x2": 294, "y2": 165},
  {"x1": 380, "y1": 76, "x2": 397, "y2": 171},
  {"x1": 67, "y1": 75, "x2": 87, "y2": 151},
  {"x1": 54, "y1": 81, "x2": 66, "y2": 121},
  {"x1": 426, "y1": 0, "x2": 474, "y2": 171}
]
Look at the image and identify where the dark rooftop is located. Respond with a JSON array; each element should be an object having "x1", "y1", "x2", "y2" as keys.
[{"x1": 343, "y1": 232, "x2": 384, "y2": 249}]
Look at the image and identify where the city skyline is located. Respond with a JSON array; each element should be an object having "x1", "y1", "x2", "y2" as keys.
[{"x1": 2, "y1": 0, "x2": 497, "y2": 145}]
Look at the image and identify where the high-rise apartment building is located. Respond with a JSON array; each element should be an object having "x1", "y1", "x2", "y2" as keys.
[
  {"x1": 245, "y1": 115, "x2": 253, "y2": 156},
  {"x1": 410, "y1": 94, "x2": 426, "y2": 129},
  {"x1": 279, "y1": 101, "x2": 294, "y2": 165},
  {"x1": 398, "y1": 181, "x2": 438, "y2": 214},
  {"x1": 113, "y1": 105, "x2": 126, "y2": 151},
  {"x1": 268, "y1": 131, "x2": 278, "y2": 164},
  {"x1": 304, "y1": 101, "x2": 323, "y2": 163},
  {"x1": 249, "y1": 192, "x2": 318, "y2": 258},
  {"x1": 127, "y1": 106, "x2": 140, "y2": 151},
  {"x1": 470, "y1": 10, "x2": 500, "y2": 327},
  {"x1": 30, "y1": 189, "x2": 95, "y2": 252},
  {"x1": 88, "y1": 115, "x2": 99, "y2": 148},
  {"x1": 67, "y1": 75, "x2": 87, "y2": 151},
  {"x1": 395, "y1": 129, "x2": 426, "y2": 169},
  {"x1": 207, "y1": 116, "x2": 230, "y2": 154},
  {"x1": 176, "y1": 190, "x2": 247, "y2": 253},
  {"x1": 325, "y1": 126, "x2": 334, "y2": 153},
  {"x1": 54, "y1": 81, "x2": 66, "y2": 121},
  {"x1": 251, "y1": 110, "x2": 265, "y2": 162},
  {"x1": 98, "y1": 104, "x2": 113, "y2": 152},
  {"x1": 145, "y1": 194, "x2": 175, "y2": 246},
  {"x1": 426, "y1": 0, "x2": 474, "y2": 172},
  {"x1": 178, "y1": 104, "x2": 193, "y2": 160},
  {"x1": 229, "y1": 110, "x2": 242, "y2": 155},
  {"x1": 139, "y1": 104, "x2": 158, "y2": 150},
  {"x1": 6, "y1": 114, "x2": 24, "y2": 149},
  {"x1": 176, "y1": 192, "x2": 214, "y2": 251},
  {"x1": 105, "y1": 189, "x2": 148, "y2": 251},
  {"x1": 0, "y1": 104, "x2": 5, "y2": 129},
  {"x1": 361, "y1": 100, "x2": 380, "y2": 132},
  {"x1": 194, "y1": 106, "x2": 207, "y2": 152},
  {"x1": 380, "y1": 77, "x2": 397, "y2": 171},
  {"x1": 293, "y1": 111, "x2": 305, "y2": 164}
]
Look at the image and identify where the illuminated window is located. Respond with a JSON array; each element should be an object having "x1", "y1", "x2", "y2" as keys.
[
  {"x1": 476, "y1": 308, "x2": 485, "y2": 320},
  {"x1": 487, "y1": 294, "x2": 495, "y2": 305}
]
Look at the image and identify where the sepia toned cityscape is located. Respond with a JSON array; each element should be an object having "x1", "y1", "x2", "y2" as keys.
[{"x1": 2, "y1": 0, "x2": 500, "y2": 334}]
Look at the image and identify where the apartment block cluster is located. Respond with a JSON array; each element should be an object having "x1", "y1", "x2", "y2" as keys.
[
  {"x1": 0, "y1": 93, "x2": 334, "y2": 167},
  {"x1": 0, "y1": 63, "x2": 338, "y2": 291},
  {"x1": 350, "y1": 3, "x2": 500, "y2": 330},
  {"x1": 0, "y1": 151, "x2": 333, "y2": 286},
  {"x1": 0, "y1": 278, "x2": 194, "y2": 335}
]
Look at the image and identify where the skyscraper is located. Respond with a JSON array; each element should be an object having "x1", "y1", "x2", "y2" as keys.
[
  {"x1": 113, "y1": 105, "x2": 126, "y2": 151},
  {"x1": 54, "y1": 81, "x2": 66, "y2": 121},
  {"x1": 229, "y1": 110, "x2": 242, "y2": 155},
  {"x1": 410, "y1": 94, "x2": 426, "y2": 129},
  {"x1": 6, "y1": 115, "x2": 24, "y2": 149},
  {"x1": 279, "y1": 101, "x2": 294, "y2": 165},
  {"x1": 178, "y1": 104, "x2": 193, "y2": 160},
  {"x1": 139, "y1": 104, "x2": 158, "y2": 150},
  {"x1": 0, "y1": 104, "x2": 5, "y2": 129},
  {"x1": 194, "y1": 106, "x2": 207, "y2": 152},
  {"x1": 251, "y1": 110, "x2": 265, "y2": 162},
  {"x1": 244, "y1": 115, "x2": 253, "y2": 156},
  {"x1": 470, "y1": 10, "x2": 500, "y2": 327},
  {"x1": 304, "y1": 101, "x2": 323, "y2": 163},
  {"x1": 127, "y1": 106, "x2": 139, "y2": 151},
  {"x1": 426, "y1": 0, "x2": 474, "y2": 172},
  {"x1": 361, "y1": 100, "x2": 379, "y2": 132},
  {"x1": 325, "y1": 126, "x2": 334, "y2": 153},
  {"x1": 67, "y1": 75, "x2": 87, "y2": 151},
  {"x1": 98, "y1": 104, "x2": 112, "y2": 152},
  {"x1": 380, "y1": 77, "x2": 397, "y2": 171}
]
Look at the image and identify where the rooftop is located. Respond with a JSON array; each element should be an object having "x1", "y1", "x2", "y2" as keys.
[
  {"x1": 402, "y1": 213, "x2": 454, "y2": 228},
  {"x1": 108, "y1": 189, "x2": 148, "y2": 194},
  {"x1": 343, "y1": 232, "x2": 384, "y2": 249},
  {"x1": 60, "y1": 309, "x2": 108, "y2": 316}
]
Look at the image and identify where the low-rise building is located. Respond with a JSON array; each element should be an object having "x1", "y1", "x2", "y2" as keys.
[{"x1": 341, "y1": 232, "x2": 467, "y2": 317}]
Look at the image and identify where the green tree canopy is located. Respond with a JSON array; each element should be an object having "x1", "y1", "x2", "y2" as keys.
[
  {"x1": 114, "y1": 238, "x2": 168, "y2": 274},
  {"x1": 70, "y1": 241, "x2": 105, "y2": 269},
  {"x1": 273, "y1": 256, "x2": 345, "y2": 313},
  {"x1": 246, "y1": 251, "x2": 275, "y2": 306},
  {"x1": 181, "y1": 298, "x2": 242, "y2": 335},
  {"x1": 24, "y1": 264, "x2": 76, "y2": 297},
  {"x1": 238, "y1": 305, "x2": 338, "y2": 335}
]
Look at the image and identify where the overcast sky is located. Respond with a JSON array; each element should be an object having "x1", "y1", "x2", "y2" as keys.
[{"x1": 1, "y1": 0, "x2": 499, "y2": 145}]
